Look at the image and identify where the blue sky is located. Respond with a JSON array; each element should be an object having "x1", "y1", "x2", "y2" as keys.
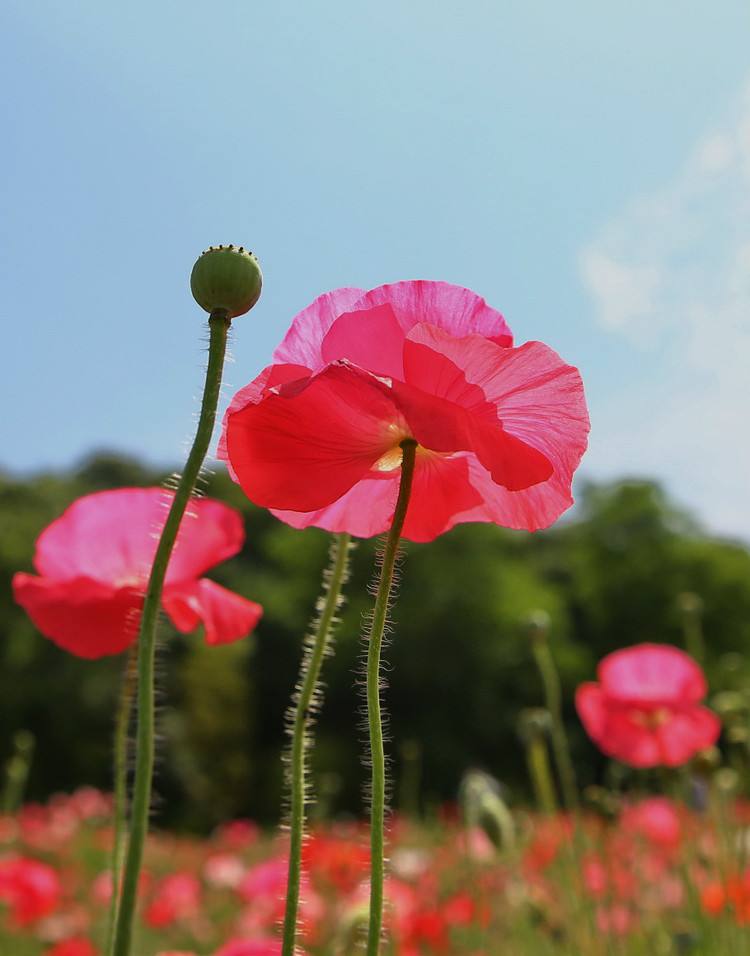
[{"x1": 3, "y1": 1, "x2": 749, "y2": 538}]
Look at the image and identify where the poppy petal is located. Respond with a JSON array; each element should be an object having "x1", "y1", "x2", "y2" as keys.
[
  {"x1": 273, "y1": 287, "x2": 367, "y2": 370},
  {"x1": 401, "y1": 455, "x2": 483, "y2": 542},
  {"x1": 576, "y1": 683, "x2": 607, "y2": 741},
  {"x1": 321, "y1": 304, "x2": 406, "y2": 378},
  {"x1": 654, "y1": 708, "x2": 721, "y2": 766},
  {"x1": 12, "y1": 572, "x2": 141, "y2": 659},
  {"x1": 163, "y1": 579, "x2": 263, "y2": 646},
  {"x1": 271, "y1": 476, "x2": 400, "y2": 539},
  {"x1": 32, "y1": 489, "x2": 245, "y2": 587},
  {"x1": 599, "y1": 644, "x2": 708, "y2": 706},
  {"x1": 349, "y1": 281, "x2": 513, "y2": 346},
  {"x1": 217, "y1": 363, "x2": 311, "y2": 475},
  {"x1": 225, "y1": 363, "x2": 405, "y2": 512},
  {"x1": 403, "y1": 324, "x2": 588, "y2": 473},
  {"x1": 389, "y1": 377, "x2": 553, "y2": 492}
]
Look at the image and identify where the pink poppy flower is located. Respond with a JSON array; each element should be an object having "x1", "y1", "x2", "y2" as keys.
[
  {"x1": 12, "y1": 488, "x2": 262, "y2": 658},
  {"x1": 576, "y1": 644, "x2": 720, "y2": 768},
  {"x1": 220, "y1": 281, "x2": 589, "y2": 541}
]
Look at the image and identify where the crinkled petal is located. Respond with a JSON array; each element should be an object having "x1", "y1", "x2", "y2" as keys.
[
  {"x1": 404, "y1": 324, "x2": 588, "y2": 473},
  {"x1": 321, "y1": 303, "x2": 406, "y2": 378},
  {"x1": 389, "y1": 377, "x2": 553, "y2": 492},
  {"x1": 272, "y1": 282, "x2": 511, "y2": 374},
  {"x1": 225, "y1": 363, "x2": 404, "y2": 512},
  {"x1": 599, "y1": 644, "x2": 708, "y2": 706},
  {"x1": 397, "y1": 325, "x2": 588, "y2": 531},
  {"x1": 32, "y1": 489, "x2": 245, "y2": 588},
  {"x1": 272, "y1": 287, "x2": 366, "y2": 369},
  {"x1": 349, "y1": 281, "x2": 513, "y2": 346},
  {"x1": 163, "y1": 578, "x2": 262, "y2": 646},
  {"x1": 12, "y1": 573, "x2": 141, "y2": 659}
]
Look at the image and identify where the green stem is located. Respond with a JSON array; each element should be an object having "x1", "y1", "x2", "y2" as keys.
[
  {"x1": 527, "y1": 733, "x2": 558, "y2": 816},
  {"x1": 111, "y1": 311, "x2": 230, "y2": 956},
  {"x1": 106, "y1": 642, "x2": 139, "y2": 956},
  {"x1": 282, "y1": 532, "x2": 352, "y2": 956},
  {"x1": 532, "y1": 640, "x2": 578, "y2": 811},
  {"x1": 366, "y1": 439, "x2": 417, "y2": 956}
]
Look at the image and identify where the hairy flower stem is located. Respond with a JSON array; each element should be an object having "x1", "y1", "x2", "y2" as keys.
[
  {"x1": 106, "y1": 642, "x2": 139, "y2": 956},
  {"x1": 531, "y1": 639, "x2": 578, "y2": 811},
  {"x1": 111, "y1": 311, "x2": 230, "y2": 956},
  {"x1": 282, "y1": 532, "x2": 352, "y2": 956},
  {"x1": 366, "y1": 439, "x2": 417, "y2": 956}
]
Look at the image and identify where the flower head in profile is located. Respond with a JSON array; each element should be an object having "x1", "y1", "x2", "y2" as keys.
[
  {"x1": 576, "y1": 643, "x2": 720, "y2": 768},
  {"x1": 13, "y1": 488, "x2": 262, "y2": 658},
  {"x1": 220, "y1": 281, "x2": 589, "y2": 541}
]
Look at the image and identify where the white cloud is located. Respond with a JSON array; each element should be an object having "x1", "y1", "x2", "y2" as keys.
[{"x1": 580, "y1": 79, "x2": 750, "y2": 541}]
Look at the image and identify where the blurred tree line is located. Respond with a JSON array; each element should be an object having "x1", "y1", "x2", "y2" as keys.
[{"x1": 2, "y1": 452, "x2": 750, "y2": 829}]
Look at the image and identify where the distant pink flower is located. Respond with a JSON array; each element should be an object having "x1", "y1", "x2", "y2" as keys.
[
  {"x1": 220, "y1": 281, "x2": 589, "y2": 541},
  {"x1": 13, "y1": 488, "x2": 262, "y2": 658},
  {"x1": 213, "y1": 819, "x2": 260, "y2": 850},
  {"x1": 144, "y1": 873, "x2": 202, "y2": 928},
  {"x1": 620, "y1": 797, "x2": 683, "y2": 850},
  {"x1": 236, "y1": 855, "x2": 322, "y2": 939},
  {"x1": 576, "y1": 644, "x2": 720, "y2": 768},
  {"x1": 0, "y1": 855, "x2": 60, "y2": 926}
]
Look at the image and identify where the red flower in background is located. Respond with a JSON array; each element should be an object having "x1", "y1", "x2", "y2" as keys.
[
  {"x1": 144, "y1": 872, "x2": 202, "y2": 928},
  {"x1": 220, "y1": 281, "x2": 589, "y2": 541},
  {"x1": 13, "y1": 488, "x2": 262, "y2": 658},
  {"x1": 701, "y1": 871, "x2": 750, "y2": 924},
  {"x1": 302, "y1": 830, "x2": 370, "y2": 894},
  {"x1": 576, "y1": 644, "x2": 720, "y2": 767},
  {"x1": 620, "y1": 797, "x2": 683, "y2": 851},
  {"x1": 0, "y1": 855, "x2": 60, "y2": 926},
  {"x1": 47, "y1": 940, "x2": 98, "y2": 956}
]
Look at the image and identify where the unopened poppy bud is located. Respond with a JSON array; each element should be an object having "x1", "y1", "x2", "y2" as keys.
[
  {"x1": 190, "y1": 245, "x2": 263, "y2": 318},
  {"x1": 714, "y1": 767, "x2": 739, "y2": 794},
  {"x1": 711, "y1": 691, "x2": 746, "y2": 719},
  {"x1": 517, "y1": 708, "x2": 552, "y2": 742},
  {"x1": 692, "y1": 746, "x2": 721, "y2": 775},
  {"x1": 677, "y1": 592, "x2": 703, "y2": 616},
  {"x1": 727, "y1": 724, "x2": 749, "y2": 746},
  {"x1": 523, "y1": 609, "x2": 551, "y2": 642}
]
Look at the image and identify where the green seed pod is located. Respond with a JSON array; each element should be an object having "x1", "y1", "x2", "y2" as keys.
[{"x1": 190, "y1": 244, "x2": 262, "y2": 318}]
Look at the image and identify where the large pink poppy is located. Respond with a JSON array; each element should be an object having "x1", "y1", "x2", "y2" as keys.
[
  {"x1": 220, "y1": 281, "x2": 589, "y2": 541},
  {"x1": 12, "y1": 488, "x2": 262, "y2": 659},
  {"x1": 576, "y1": 644, "x2": 720, "y2": 768}
]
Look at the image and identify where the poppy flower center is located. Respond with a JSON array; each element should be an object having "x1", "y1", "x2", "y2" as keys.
[{"x1": 633, "y1": 707, "x2": 671, "y2": 729}]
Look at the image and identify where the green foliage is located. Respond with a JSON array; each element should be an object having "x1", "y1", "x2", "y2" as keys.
[{"x1": 1, "y1": 454, "x2": 749, "y2": 828}]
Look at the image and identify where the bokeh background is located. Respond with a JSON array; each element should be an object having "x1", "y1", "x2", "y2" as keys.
[{"x1": 2, "y1": 1, "x2": 750, "y2": 829}]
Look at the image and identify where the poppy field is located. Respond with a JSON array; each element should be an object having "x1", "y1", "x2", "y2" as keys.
[
  {"x1": 3, "y1": 255, "x2": 750, "y2": 956},
  {"x1": 4, "y1": 779, "x2": 750, "y2": 956}
]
